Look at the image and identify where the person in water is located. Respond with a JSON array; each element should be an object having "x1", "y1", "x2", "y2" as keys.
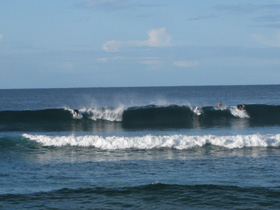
[
  {"x1": 194, "y1": 107, "x2": 201, "y2": 115},
  {"x1": 73, "y1": 109, "x2": 79, "y2": 116},
  {"x1": 218, "y1": 101, "x2": 222, "y2": 107},
  {"x1": 237, "y1": 104, "x2": 245, "y2": 110}
]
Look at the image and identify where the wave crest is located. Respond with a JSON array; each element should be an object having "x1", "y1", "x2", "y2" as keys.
[{"x1": 1, "y1": 104, "x2": 280, "y2": 131}]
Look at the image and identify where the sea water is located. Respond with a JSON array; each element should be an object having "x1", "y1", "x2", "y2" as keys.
[{"x1": 1, "y1": 85, "x2": 280, "y2": 209}]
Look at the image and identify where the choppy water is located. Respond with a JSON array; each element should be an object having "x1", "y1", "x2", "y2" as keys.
[{"x1": 1, "y1": 85, "x2": 280, "y2": 209}]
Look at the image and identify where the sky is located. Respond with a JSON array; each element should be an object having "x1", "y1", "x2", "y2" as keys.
[{"x1": 0, "y1": 0, "x2": 280, "y2": 89}]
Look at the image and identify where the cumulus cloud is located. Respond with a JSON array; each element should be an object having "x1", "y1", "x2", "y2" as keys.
[
  {"x1": 102, "y1": 28, "x2": 171, "y2": 51},
  {"x1": 174, "y1": 61, "x2": 199, "y2": 68},
  {"x1": 136, "y1": 28, "x2": 171, "y2": 47}
]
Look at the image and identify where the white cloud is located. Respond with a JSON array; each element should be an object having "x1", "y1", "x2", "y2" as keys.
[
  {"x1": 174, "y1": 61, "x2": 199, "y2": 68},
  {"x1": 136, "y1": 28, "x2": 171, "y2": 47},
  {"x1": 97, "y1": 56, "x2": 125, "y2": 62},
  {"x1": 0, "y1": 34, "x2": 3, "y2": 40},
  {"x1": 102, "y1": 28, "x2": 171, "y2": 51},
  {"x1": 253, "y1": 33, "x2": 280, "y2": 47},
  {"x1": 102, "y1": 40, "x2": 123, "y2": 52},
  {"x1": 98, "y1": 56, "x2": 161, "y2": 66}
]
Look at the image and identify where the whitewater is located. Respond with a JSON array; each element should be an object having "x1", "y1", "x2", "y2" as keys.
[{"x1": 23, "y1": 133, "x2": 280, "y2": 149}]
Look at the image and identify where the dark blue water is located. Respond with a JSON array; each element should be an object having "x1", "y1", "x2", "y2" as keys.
[{"x1": 1, "y1": 85, "x2": 280, "y2": 209}]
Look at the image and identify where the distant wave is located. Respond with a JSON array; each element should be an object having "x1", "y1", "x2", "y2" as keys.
[
  {"x1": 0, "y1": 104, "x2": 280, "y2": 131},
  {"x1": 22, "y1": 133, "x2": 280, "y2": 149}
]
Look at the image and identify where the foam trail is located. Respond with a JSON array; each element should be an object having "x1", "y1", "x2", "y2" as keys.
[{"x1": 23, "y1": 134, "x2": 280, "y2": 150}]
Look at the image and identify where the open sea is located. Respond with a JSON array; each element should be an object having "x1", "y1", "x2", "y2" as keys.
[{"x1": 1, "y1": 85, "x2": 280, "y2": 210}]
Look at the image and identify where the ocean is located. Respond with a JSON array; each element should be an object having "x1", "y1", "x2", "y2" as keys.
[{"x1": 1, "y1": 85, "x2": 280, "y2": 209}]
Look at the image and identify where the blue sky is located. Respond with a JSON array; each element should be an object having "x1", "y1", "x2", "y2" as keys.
[{"x1": 0, "y1": 0, "x2": 280, "y2": 89}]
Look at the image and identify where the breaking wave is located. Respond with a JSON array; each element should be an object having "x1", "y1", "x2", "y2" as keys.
[
  {"x1": 22, "y1": 133, "x2": 280, "y2": 149},
  {"x1": 0, "y1": 104, "x2": 280, "y2": 131}
]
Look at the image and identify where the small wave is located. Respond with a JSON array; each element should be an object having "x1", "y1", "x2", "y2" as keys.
[{"x1": 23, "y1": 133, "x2": 280, "y2": 149}]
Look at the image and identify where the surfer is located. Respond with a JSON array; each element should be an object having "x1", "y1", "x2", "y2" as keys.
[
  {"x1": 218, "y1": 101, "x2": 222, "y2": 107},
  {"x1": 194, "y1": 107, "x2": 201, "y2": 115},
  {"x1": 73, "y1": 109, "x2": 79, "y2": 116},
  {"x1": 237, "y1": 104, "x2": 245, "y2": 110}
]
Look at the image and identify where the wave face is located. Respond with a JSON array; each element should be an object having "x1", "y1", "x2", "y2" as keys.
[
  {"x1": 20, "y1": 133, "x2": 280, "y2": 149},
  {"x1": 0, "y1": 104, "x2": 280, "y2": 131}
]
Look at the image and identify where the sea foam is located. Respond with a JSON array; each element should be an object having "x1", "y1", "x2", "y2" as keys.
[
  {"x1": 66, "y1": 107, "x2": 125, "y2": 121},
  {"x1": 23, "y1": 133, "x2": 280, "y2": 150},
  {"x1": 229, "y1": 106, "x2": 250, "y2": 118}
]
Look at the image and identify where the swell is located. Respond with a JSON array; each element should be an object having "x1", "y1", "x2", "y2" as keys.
[
  {"x1": 1, "y1": 184, "x2": 280, "y2": 209},
  {"x1": 0, "y1": 104, "x2": 280, "y2": 131}
]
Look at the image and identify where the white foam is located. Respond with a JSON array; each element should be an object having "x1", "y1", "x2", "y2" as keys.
[
  {"x1": 214, "y1": 106, "x2": 228, "y2": 111},
  {"x1": 23, "y1": 133, "x2": 280, "y2": 150},
  {"x1": 192, "y1": 107, "x2": 202, "y2": 116},
  {"x1": 230, "y1": 106, "x2": 250, "y2": 119},
  {"x1": 66, "y1": 107, "x2": 125, "y2": 121}
]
